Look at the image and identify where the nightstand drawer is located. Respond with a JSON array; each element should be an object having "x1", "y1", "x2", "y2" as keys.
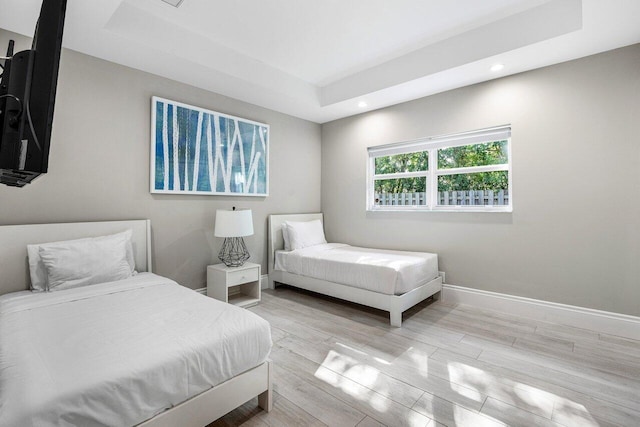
[{"x1": 227, "y1": 268, "x2": 259, "y2": 287}]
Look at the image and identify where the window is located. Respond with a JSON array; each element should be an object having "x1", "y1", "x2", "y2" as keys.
[{"x1": 367, "y1": 126, "x2": 511, "y2": 212}]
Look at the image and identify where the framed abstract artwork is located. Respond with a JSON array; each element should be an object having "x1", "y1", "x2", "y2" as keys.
[{"x1": 150, "y1": 97, "x2": 269, "y2": 196}]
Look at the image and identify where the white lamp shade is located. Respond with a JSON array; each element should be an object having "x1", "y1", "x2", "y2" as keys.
[{"x1": 214, "y1": 209, "x2": 254, "y2": 237}]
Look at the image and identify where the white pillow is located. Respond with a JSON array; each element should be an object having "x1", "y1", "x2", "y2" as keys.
[
  {"x1": 285, "y1": 219, "x2": 327, "y2": 250},
  {"x1": 27, "y1": 244, "x2": 50, "y2": 292},
  {"x1": 39, "y1": 232, "x2": 133, "y2": 291},
  {"x1": 281, "y1": 224, "x2": 291, "y2": 251},
  {"x1": 28, "y1": 230, "x2": 135, "y2": 291}
]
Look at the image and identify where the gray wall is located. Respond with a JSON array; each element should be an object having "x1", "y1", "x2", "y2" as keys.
[
  {"x1": 322, "y1": 44, "x2": 640, "y2": 316},
  {"x1": 0, "y1": 29, "x2": 321, "y2": 289}
]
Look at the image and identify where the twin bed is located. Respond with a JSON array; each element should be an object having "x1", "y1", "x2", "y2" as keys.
[
  {"x1": 268, "y1": 213, "x2": 442, "y2": 327},
  {"x1": 0, "y1": 220, "x2": 272, "y2": 427}
]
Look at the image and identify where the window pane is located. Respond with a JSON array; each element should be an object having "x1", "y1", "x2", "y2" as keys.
[
  {"x1": 374, "y1": 178, "x2": 427, "y2": 206},
  {"x1": 437, "y1": 171, "x2": 509, "y2": 206},
  {"x1": 375, "y1": 151, "x2": 428, "y2": 174},
  {"x1": 438, "y1": 140, "x2": 508, "y2": 169}
]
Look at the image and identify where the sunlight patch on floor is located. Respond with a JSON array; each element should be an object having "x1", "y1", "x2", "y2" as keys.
[
  {"x1": 320, "y1": 350, "x2": 381, "y2": 387},
  {"x1": 452, "y1": 405, "x2": 503, "y2": 427},
  {"x1": 407, "y1": 348, "x2": 430, "y2": 377},
  {"x1": 372, "y1": 356, "x2": 392, "y2": 365},
  {"x1": 447, "y1": 361, "x2": 490, "y2": 396},
  {"x1": 314, "y1": 364, "x2": 389, "y2": 412},
  {"x1": 446, "y1": 361, "x2": 600, "y2": 424},
  {"x1": 335, "y1": 341, "x2": 392, "y2": 365},
  {"x1": 346, "y1": 364, "x2": 380, "y2": 388},
  {"x1": 314, "y1": 342, "x2": 603, "y2": 426},
  {"x1": 414, "y1": 393, "x2": 503, "y2": 427},
  {"x1": 512, "y1": 383, "x2": 556, "y2": 411},
  {"x1": 552, "y1": 400, "x2": 601, "y2": 427}
]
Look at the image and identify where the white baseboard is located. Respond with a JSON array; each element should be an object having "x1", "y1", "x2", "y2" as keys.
[
  {"x1": 195, "y1": 287, "x2": 206, "y2": 295},
  {"x1": 442, "y1": 284, "x2": 640, "y2": 341}
]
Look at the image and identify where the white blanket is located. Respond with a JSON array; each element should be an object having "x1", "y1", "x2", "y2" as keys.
[
  {"x1": 275, "y1": 243, "x2": 438, "y2": 295},
  {"x1": 0, "y1": 273, "x2": 272, "y2": 427}
]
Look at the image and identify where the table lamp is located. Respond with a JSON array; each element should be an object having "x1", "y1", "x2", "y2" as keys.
[{"x1": 214, "y1": 207, "x2": 254, "y2": 267}]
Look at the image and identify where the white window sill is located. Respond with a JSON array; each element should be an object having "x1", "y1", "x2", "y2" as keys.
[{"x1": 367, "y1": 206, "x2": 513, "y2": 213}]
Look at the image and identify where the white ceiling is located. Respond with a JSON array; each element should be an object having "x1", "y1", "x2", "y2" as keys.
[{"x1": 1, "y1": 0, "x2": 639, "y2": 123}]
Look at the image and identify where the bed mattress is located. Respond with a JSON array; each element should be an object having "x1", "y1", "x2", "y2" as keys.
[
  {"x1": 0, "y1": 273, "x2": 272, "y2": 427},
  {"x1": 275, "y1": 243, "x2": 438, "y2": 295}
]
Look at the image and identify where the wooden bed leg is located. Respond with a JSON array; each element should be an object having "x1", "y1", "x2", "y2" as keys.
[
  {"x1": 258, "y1": 362, "x2": 273, "y2": 412},
  {"x1": 390, "y1": 310, "x2": 402, "y2": 327},
  {"x1": 432, "y1": 290, "x2": 441, "y2": 301},
  {"x1": 268, "y1": 276, "x2": 275, "y2": 290}
]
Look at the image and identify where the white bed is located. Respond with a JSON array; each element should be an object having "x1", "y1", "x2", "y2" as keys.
[
  {"x1": 268, "y1": 214, "x2": 442, "y2": 327},
  {"x1": 0, "y1": 220, "x2": 272, "y2": 427}
]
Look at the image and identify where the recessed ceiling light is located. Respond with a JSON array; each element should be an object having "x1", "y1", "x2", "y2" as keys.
[
  {"x1": 161, "y1": 0, "x2": 184, "y2": 7},
  {"x1": 358, "y1": 101, "x2": 368, "y2": 108},
  {"x1": 490, "y1": 63, "x2": 505, "y2": 72}
]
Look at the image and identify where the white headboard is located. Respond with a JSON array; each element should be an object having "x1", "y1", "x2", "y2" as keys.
[
  {"x1": 268, "y1": 213, "x2": 323, "y2": 273},
  {"x1": 0, "y1": 219, "x2": 152, "y2": 295}
]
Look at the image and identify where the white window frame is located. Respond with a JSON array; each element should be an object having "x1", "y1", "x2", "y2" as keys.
[{"x1": 367, "y1": 125, "x2": 512, "y2": 212}]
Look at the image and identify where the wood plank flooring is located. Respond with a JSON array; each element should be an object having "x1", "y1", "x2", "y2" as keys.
[{"x1": 210, "y1": 286, "x2": 640, "y2": 427}]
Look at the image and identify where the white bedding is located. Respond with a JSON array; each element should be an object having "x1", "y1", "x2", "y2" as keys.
[
  {"x1": 275, "y1": 243, "x2": 438, "y2": 295},
  {"x1": 0, "y1": 273, "x2": 272, "y2": 427}
]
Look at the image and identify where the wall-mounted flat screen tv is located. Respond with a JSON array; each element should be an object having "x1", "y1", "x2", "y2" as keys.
[{"x1": 0, "y1": 0, "x2": 67, "y2": 187}]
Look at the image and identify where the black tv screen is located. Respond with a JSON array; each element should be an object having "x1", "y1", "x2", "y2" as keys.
[{"x1": 0, "y1": 0, "x2": 67, "y2": 187}]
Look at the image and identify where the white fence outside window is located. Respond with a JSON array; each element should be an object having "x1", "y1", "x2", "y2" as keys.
[{"x1": 374, "y1": 190, "x2": 510, "y2": 207}]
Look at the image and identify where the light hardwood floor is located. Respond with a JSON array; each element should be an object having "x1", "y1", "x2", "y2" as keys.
[{"x1": 211, "y1": 286, "x2": 640, "y2": 427}]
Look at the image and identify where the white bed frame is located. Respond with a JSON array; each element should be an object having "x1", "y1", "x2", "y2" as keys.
[
  {"x1": 0, "y1": 219, "x2": 271, "y2": 426},
  {"x1": 268, "y1": 213, "x2": 442, "y2": 327}
]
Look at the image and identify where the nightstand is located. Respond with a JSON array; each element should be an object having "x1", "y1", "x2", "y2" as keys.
[{"x1": 207, "y1": 262, "x2": 261, "y2": 308}]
